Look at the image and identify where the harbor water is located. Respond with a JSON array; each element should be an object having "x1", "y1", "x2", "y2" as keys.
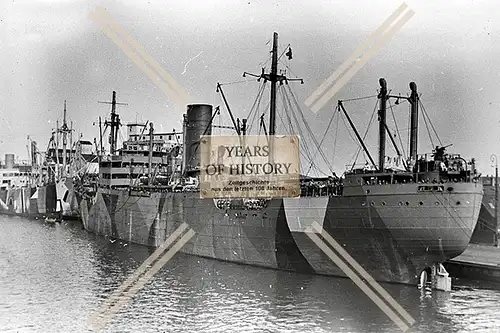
[{"x1": 1, "y1": 215, "x2": 500, "y2": 333}]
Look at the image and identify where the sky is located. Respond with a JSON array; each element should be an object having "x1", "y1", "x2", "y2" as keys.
[{"x1": 1, "y1": 0, "x2": 499, "y2": 176}]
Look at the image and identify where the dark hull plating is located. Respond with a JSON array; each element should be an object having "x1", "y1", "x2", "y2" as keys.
[
  {"x1": 0, "y1": 179, "x2": 80, "y2": 219},
  {"x1": 81, "y1": 181, "x2": 482, "y2": 285},
  {"x1": 471, "y1": 184, "x2": 497, "y2": 245}
]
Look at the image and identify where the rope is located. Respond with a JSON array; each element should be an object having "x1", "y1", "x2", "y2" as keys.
[
  {"x1": 218, "y1": 79, "x2": 256, "y2": 86},
  {"x1": 341, "y1": 95, "x2": 378, "y2": 102},
  {"x1": 389, "y1": 99, "x2": 406, "y2": 158},
  {"x1": 284, "y1": 87, "x2": 323, "y2": 175},
  {"x1": 332, "y1": 108, "x2": 340, "y2": 172},
  {"x1": 349, "y1": 98, "x2": 378, "y2": 169},
  {"x1": 419, "y1": 99, "x2": 443, "y2": 146},
  {"x1": 287, "y1": 85, "x2": 335, "y2": 175},
  {"x1": 420, "y1": 104, "x2": 435, "y2": 148},
  {"x1": 307, "y1": 106, "x2": 337, "y2": 175},
  {"x1": 247, "y1": 83, "x2": 267, "y2": 133}
]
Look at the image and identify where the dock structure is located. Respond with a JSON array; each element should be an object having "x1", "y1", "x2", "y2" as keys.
[{"x1": 445, "y1": 244, "x2": 500, "y2": 281}]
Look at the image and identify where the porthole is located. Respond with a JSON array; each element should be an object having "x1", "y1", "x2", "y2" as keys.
[
  {"x1": 361, "y1": 202, "x2": 366, "y2": 206},
  {"x1": 370, "y1": 202, "x2": 375, "y2": 206},
  {"x1": 366, "y1": 189, "x2": 371, "y2": 194},
  {"x1": 398, "y1": 202, "x2": 403, "y2": 206},
  {"x1": 382, "y1": 201, "x2": 386, "y2": 206},
  {"x1": 435, "y1": 202, "x2": 440, "y2": 206},
  {"x1": 405, "y1": 202, "x2": 410, "y2": 206},
  {"x1": 419, "y1": 201, "x2": 424, "y2": 206},
  {"x1": 456, "y1": 201, "x2": 461, "y2": 205}
]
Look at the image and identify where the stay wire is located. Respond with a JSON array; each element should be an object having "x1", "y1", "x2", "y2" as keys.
[
  {"x1": 350, "y1": 98, "x2": 379, "y2": 169},
  {"x1": 306, "y1": 106, "x2": 337, "y2": 175},
  {"x1": 287, "y1": 84, "x2": 335, "y2": 175}
]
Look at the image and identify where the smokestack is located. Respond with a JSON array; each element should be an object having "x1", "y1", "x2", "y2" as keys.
[
  {"x1": 409, "y1": 82, "x2": 419, "y2": 162},
  {"x1": 5, "y1": 154, "x2": 14, "y2": 169},
  {"x1": 182, "y1": 104, "x2": 213, "y2": 176}
]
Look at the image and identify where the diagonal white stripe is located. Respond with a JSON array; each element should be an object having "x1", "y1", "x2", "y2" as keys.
[
  {"x1": 90, "y1": 229, "x2": 195, "y2": 331},
  {"x1": 93, "y1": 7, "x2": 190, "y2": 105},
  {"x1": 93, "y1": 222, "x2": 189, "y2": 313},
  {"x1": 312, "y1": 221, "x2": 415, "y2": 325},
  {"x1": 89, "y1": 8, "x2": 188, "y2": 108},
  {"x1": 88, "y1": 223, "x2": 190, "y2": 327},
  {"x1": 305, "y1": 3, "x2": 409, "y2": 107},
  {"x1": 305, "y1": 229, "x2": 410, "y2": 332},
  {"x1": 310, "y1": 9, "x2": 414, "y2": 113}
]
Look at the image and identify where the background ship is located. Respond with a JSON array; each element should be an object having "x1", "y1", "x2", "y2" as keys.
[
  {"x1": 0, "y1": 153, "x2": 34, "y2": 216},
  {"x1": 0, "y1": 101, "x2": 98, "y2": 220},
  {"x1": 81, "y1": 32, "x2": 483, "y2": 286},
  {"x1": 470, "y1": 174, "x2": 499, "y2": 245}
]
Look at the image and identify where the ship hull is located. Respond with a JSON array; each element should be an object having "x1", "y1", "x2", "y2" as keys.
[
  {"x1": 82, "y1": 183, "x2": 482, "y2": 285},
  {"x1": 471, "y1": 183, "x2": 497, "y2": 244},
  {"x1": 0, "y1": 178, "x2": 80, "y2": 219}
]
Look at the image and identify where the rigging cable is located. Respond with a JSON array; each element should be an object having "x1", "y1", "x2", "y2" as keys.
[
  {"x1": 287, "y1": 84, "x2": 335, "y2": 175},
  {"x1": 280, "y1": 86, "x2": 315, "y2": 166},
  {"x1": 306, "y1": 106, "x2": 337, "y2": 175},
  {"x1": 218, "y1": 79, "x2": 255, "y2": 86},
  {"x1": 282, "y1": 86, "x2": 322, "y2": 175},
  {"x1": 246, "y1": 81, "x2": 267, "y2": 132},
  {"x1": 275, "y1": 94, "x2": 318, "y2": 172},
  {"x1": 388, "y1": 99, "x2": 406, "y2": 158},
  {"x1": 340, "y1": 95, "x2": 379, "y2": 102},
  {"x1": 420, "y1": 102, "x2": 435, "y2": 149},
  {"x1": 279, "y1": 86, "x2": 296, "y2": 135},
  {"x1": 349, "y1": 98, "x2": 378, "y2": 169},
  {"x1": 331, "y1": 107, "x2": 340, "y2": 173},
  {"x1": 419, "y1": 99, "x2": 443, "y2": 146}
]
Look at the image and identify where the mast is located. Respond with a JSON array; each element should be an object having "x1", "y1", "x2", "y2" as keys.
[
  {"x1": 269, "y1": 32, "x2": 278, "y2": 136},
  {"x1": 99, "y1": 91, "x2": 128, "y2": 156},
  {"x1": 148, "y1": 122, "x2": 154, "y2": 184},
  {"x1": 62, "y1": 100, "x2": 67, "y2": 178},
  {"x1": 98, "y1": 116, "x2": 103, "y2": 156},
  {"x1": 409, "y1": 82, "x2": 419, "y2": 162},
  {"x1": 242, "y1": 32, "x2": 302, "y2": 161},
  {"x1": 241, "y1": 118, "x2": 247, "y2": 136},
  {"x1": 378, "y1": 78, "x2": 388, "y2": 171},
  {"x1": 110, "y1": 92, "x2": 118, "y2": 155},
  {"x1": 495, "y1": 163, "x2": 499, "y2": 247},
  {"x1": 55, "y1": 120, "x2": 60, "y2": 179},
  {"x1": 70, "y1": 121, "x2": 73, "y2": 169}
]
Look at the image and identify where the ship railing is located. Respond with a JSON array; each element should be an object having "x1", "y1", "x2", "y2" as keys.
[
  {"x1": 358, "y1": 170, "x2": 477, "y2": 186},
  {"x1": 300, "y1": 183, "x2": 342, "y2": 197}
]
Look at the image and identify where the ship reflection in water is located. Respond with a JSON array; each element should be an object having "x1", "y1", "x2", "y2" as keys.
[{"x1": 0, "y1": 216, "x2": 499, "y2": 333}]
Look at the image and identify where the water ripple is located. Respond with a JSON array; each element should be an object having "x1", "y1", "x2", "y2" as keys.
[{"x1": 1, "y1": 215, "x2": 500, "y2": 333}]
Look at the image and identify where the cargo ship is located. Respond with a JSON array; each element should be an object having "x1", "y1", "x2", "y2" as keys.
[
  {"x1": 470, "y1": 174, "x2": 499, "y2": 245},
  {"x1": 81, "y1": 32, "x2": 483, "y2": 285},
  {"x1": 0, "y1": 154, "x2": 34, "y2": 216},
  {"x1": 0, "y1": 101, "x2": 98, "y2": 220}
]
